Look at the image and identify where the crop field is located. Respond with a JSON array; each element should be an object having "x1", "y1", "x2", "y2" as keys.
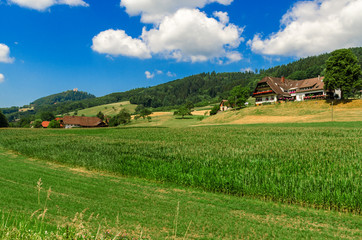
[
  {"x1": 1, "y1": 147, "x2": 361, "y2": 239},
  {"x1": 0, "y1": 122, "x2": 361, "y2": 214}
]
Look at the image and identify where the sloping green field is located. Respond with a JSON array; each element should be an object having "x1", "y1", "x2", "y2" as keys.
[
  {"x1": 0, "y1": 147, "x2": 361, "y2": 239},
  {"x1": 70, "y1": 101, "x2": 137, "y2": 117}
]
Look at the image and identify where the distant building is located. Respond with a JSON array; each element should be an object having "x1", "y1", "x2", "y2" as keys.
[
  {"x1": 253, "y1": 76, "x2": 341, "y2": 105},
  {"x1": 41, "y1": 121, "x2": 50, "y2": 128},
  {"x1": 219, "y1": 100, "x2": 231, "y2": 111},
  {"x1": 62, "y1": 116, "x2": 106, "y2": 129}
]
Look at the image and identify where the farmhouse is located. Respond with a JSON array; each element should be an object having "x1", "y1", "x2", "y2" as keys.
[
  {"x1": 219, "y1": 100, "x2": 232, "y2": 111},
  {"x1": 62, "y1": 116, "x2": 106, "y2": 129},
  {"x1": 253, "y1": 76, "x2": 341, "y2": 105},
  {"x1": 41, "y1": 121, "x2": 50, "y2": 128}
]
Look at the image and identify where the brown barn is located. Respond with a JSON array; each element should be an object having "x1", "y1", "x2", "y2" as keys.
[{"x1": 62, "y1": 116, "x2": 107, "y2": 129}]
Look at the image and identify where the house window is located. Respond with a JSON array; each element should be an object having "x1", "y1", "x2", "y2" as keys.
[
  {"x1": 265, "y1": 97, "x2": 269, "y2": 101},
  {"x1": 256, "y1": 97, "x2": 262, "y2": 102}
]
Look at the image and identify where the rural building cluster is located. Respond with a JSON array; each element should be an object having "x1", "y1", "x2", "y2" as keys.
[
  {"x1": 41, "y1": 116, "x2": 106, "y2": 129},
  {"x1": 252, "y1": 76, "x2": 341, "y2": 105}
]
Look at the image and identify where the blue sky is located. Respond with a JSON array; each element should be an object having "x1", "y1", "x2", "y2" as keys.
[{"x1": 0, "y1": 0, "x2": 361, "y2": 107}]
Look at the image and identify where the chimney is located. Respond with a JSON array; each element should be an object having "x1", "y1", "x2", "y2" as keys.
[
  {"x1": 281, "y1": 76, "x2": 285, "y2": 83},
  {"x1": 318, "y1": 75, "x2": 320, "y2": 81}
]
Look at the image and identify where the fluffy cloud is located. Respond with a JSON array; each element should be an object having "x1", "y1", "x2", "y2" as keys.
[
  {"x1": 0, "y1": 44, "x2": 14, "y2": 63},
  {"x1": 145, "y1": 71, "x2": 155, "y2": 79},
  {"x1": 92, "y1": 29, "x2": 151, "y2": 59},
  {"x1": 9, "y1": 0, "x2": 89, "y2": 11},
  {"x1": 248, "y1": 0, "x2": 362, "y2": 57},
  {"x1": 142, "y1": 9, "x2": 243, "y2": 62},
  {"x1": 213, "y1": 11, "x2": 229, "y2": 25},
  {"x1": 120, "y1": 0, "x2": 233, "y2": 23},
  {"x1": 93, "y1": 9, "x2": 243, "y2": 63},
  {"x1": 0, "y1": 74, "x2": 4, "y2": 83}
]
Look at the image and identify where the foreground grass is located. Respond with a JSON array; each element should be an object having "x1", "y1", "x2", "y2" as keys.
[
  {"x1": 0, "y1": 122, "x2": 361, "y2": 213},
  {"x1": 0, "y1": 148, "x2": 361, "y2": 239}
]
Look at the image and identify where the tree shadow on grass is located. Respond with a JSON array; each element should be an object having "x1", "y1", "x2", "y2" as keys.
[{"x1": 174, "y1": 117, "x2": 193, "y2": 119}]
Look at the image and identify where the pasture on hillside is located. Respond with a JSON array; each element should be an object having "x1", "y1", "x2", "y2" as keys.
[
  {"x1": 69, "y1": 101, "x2": 137, "y2": 117},
  {"x1": 0, "y1": 122, "x2": 361, "y2": 214}
]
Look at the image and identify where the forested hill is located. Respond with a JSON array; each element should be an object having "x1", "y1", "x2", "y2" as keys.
[
  {"x1": 262, "y1": 47, "x2": 362, "y2": 80},
  {"x1": 31, "y1": 90, "x2": 96, "y2": 107},
  {"x1": 2, "y1": 47, "x2": 362, "y2": 121}
]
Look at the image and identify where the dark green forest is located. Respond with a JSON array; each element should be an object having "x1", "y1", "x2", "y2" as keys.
[{"x1": 2, "y1": 47, "x2": 362, "y2": 123}]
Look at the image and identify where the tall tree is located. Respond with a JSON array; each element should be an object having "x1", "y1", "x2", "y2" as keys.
[
  {"x1": 174, "y1": 106, "x2": 192, "y2": 119},
  {"x1": 0, "y1": 111, "x2": 9, "y2": 128},
  {"x1": 228, "y1": 85, "x2": 250, "y2": 108},
  {"x1": 324, "y1": 49, "x2": 362, "y2": 99},
  {"x1": 40, "y1": 111, "x2": 55, "y2": 121}
]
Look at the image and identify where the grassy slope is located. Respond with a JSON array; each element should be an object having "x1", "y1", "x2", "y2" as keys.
[
  {"x1": 70, "y1": 101, "x2": 137, "y2": 117},
  {"x1": 0, "y1": 147, "x2": 361, "y2": 239},
  {"x1": 202, "y1": 99, "x2": 362, "y2": 125}
]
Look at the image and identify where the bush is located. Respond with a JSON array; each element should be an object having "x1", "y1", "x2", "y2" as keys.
[
  {"x1": 0, "y1": 111, "x2": 9, "y2": 128},
  {"x1": 48, "y1": 120, "x2": 61, "y2": 128},
  {"x1": 32, "y1": 119, "x2": 43, "y2": 128},
  {"x1": 109, "y1": 109, "x2": 131, "y2": 127},
  {"x1": 209, "y1": 105, "x2": 219, "y2": 116}
]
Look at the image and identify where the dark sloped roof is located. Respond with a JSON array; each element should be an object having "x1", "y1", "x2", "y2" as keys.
[
  {"x1": 63, "y1": 116, "x2": 103, "y2": 127},
  {"x1": 255, "y1": 76, "x2": 325, "y2": 96}
]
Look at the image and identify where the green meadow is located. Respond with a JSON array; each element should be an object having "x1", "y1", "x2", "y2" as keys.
[
  {"x1": 0, "y1": 122, "x2": 361, "y2": 239},
  {"x1": 0, "y1": 145, "x2": 361, "y2": 239}
]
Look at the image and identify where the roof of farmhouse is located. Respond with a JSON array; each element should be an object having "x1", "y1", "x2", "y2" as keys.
[
  {"x1": 255, "y1": 76, "x2": 325, "y2": 97},
  {"x1": 62, "y1": 116, "x2": 103, "y2": 127}
]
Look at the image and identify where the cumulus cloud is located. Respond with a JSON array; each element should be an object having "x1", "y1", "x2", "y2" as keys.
[
  {"x1": 120, "y1": 0, "x2": 233, "y2": 23},
  {"x1": 213, "y1": 11, "x2": 229, "y2": 24},
  {"x1": 93, "y1": 2, "x2": 243, "y2": 63},
  {"x1": 0, "y1": 44, "x2": 14, "y2": 63},
  {"x1": 145, "y1": 71, "x2": 155, "y2": 79},
  {"x1": 8, "y1": 0, "x2": 89, "y2": 11},
  {"x1": 0, "y1": 74, "x2": 4, "y2": 83},
  {"x1": 142, "y1": 8, "x2": 243, "y2": 62},
  {"x1": 248, "y1": 0, "x2": 362, "y2": 57},
  {"x1": 92, "y1": 29, "x2": 151, "y2": 59}
]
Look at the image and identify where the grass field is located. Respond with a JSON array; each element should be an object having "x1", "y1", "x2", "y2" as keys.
[
  {"x1": 0, "y1": 147, "x2": 361, "y2": 239},
  {"x1": 0, "y1": 122, "x2": 361, "y2": 213},
  {"x1": 202, "y1": 99, "x2": 362, "y2": 125},
  {"x1": 70, "y1": 101, "x2": 137, "y2": 117}
]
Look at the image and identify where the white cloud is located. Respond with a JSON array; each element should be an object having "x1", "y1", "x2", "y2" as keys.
[
  {"x1": 213, "y1": 11, "x2": 229, "y2": 24},
  {"x1": 142, "y1": 8, "x2": 243, "y2": 62},
  {"x1": 92, "y1": 29, "x2": 151, "y2": 59},
  {"x1": 156, "y1": 70, "x2": 163, "y2": 74},
  {"x1": 0, "y1": 74, "x2": 4, "y2": 83},
  {"x1": 0, "y1": 44, "x2": 14, "y2": 63},
  {"x1": 226, "y1": 51, "x2": 242, "y2": 63},
  {"x1": 167, "y1": 71, "x2": 176, "y2": 77},
  {"x1": 145, "y1": 71, "x2": 155, "y2": 79},
  {"x1": 9, "y1": 0, "x2": 89, "y2": 11},
  {"x1": 248, "y1": 0, "x2": 362, "y2": 57},
  {"x1": 120, "y1": 0, "x2": 233, "y2": 23},
  {"x1": 94, "y1": 2, "x2": 243, "y2": 63}
]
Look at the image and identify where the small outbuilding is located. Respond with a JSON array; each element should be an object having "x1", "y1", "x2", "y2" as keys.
[{"x1": 62, "y1": 116, "x2": 107, "y2": 129}]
